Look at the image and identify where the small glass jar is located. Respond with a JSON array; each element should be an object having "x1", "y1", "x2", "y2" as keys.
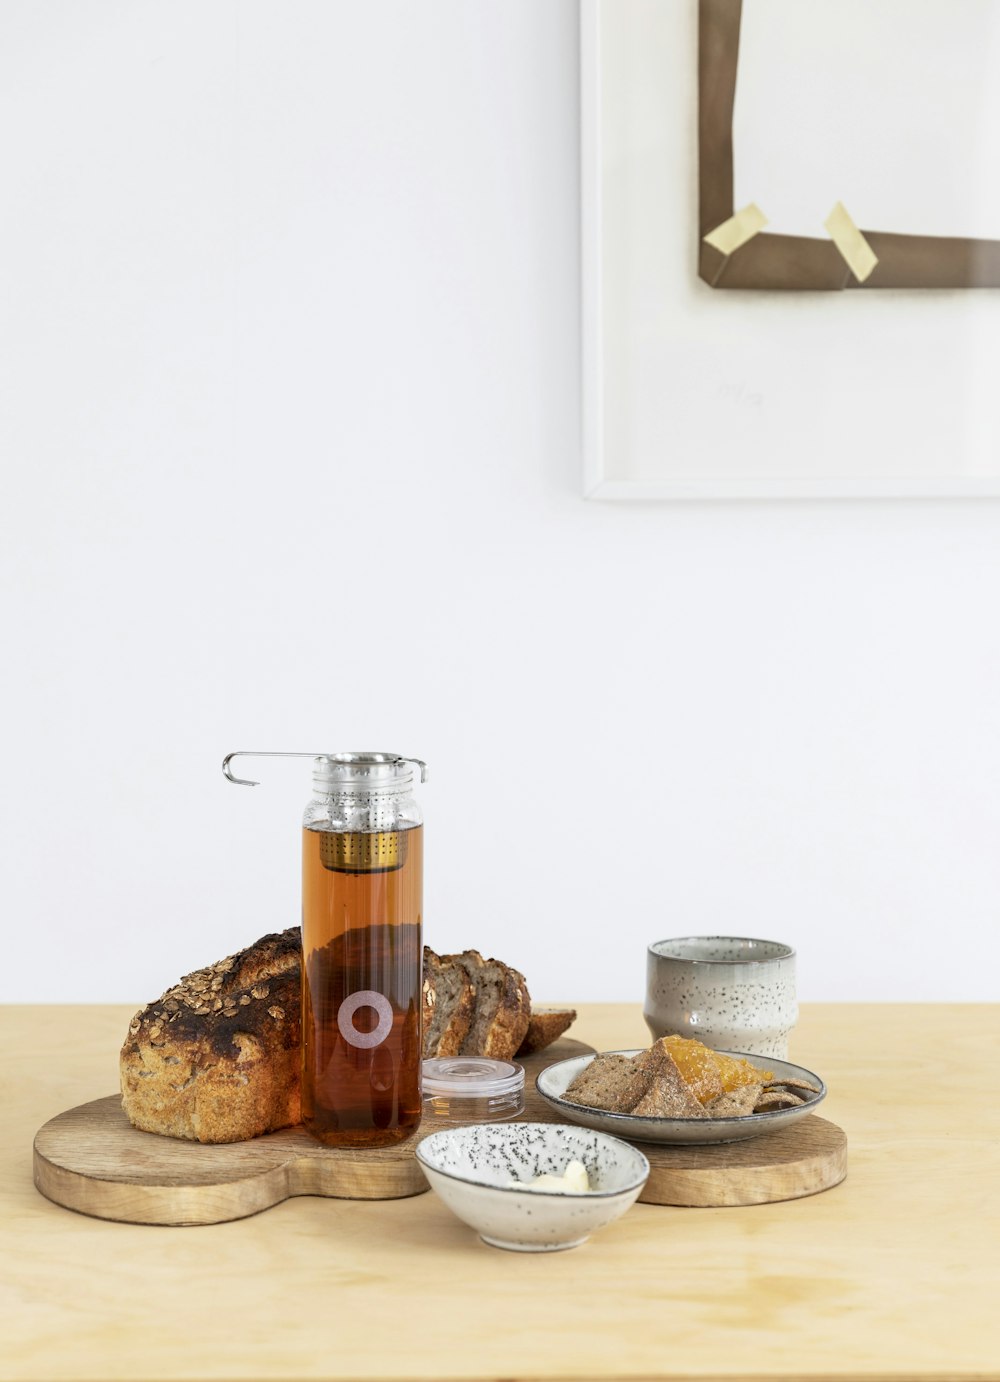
[{"x1": 421, "y1": 1057, "x2": 525, "y2": 1124}]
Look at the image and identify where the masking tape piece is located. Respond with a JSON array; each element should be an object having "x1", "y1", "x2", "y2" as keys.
[
  {"x1": 703, "y1": 203, "x2": 768, "y2": 256},
  {"x1": 824, "y1": 202, "x2": 878, "y2": 283}
]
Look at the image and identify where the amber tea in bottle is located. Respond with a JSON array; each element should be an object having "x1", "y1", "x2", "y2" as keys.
[
  {"x1": 223, "y1": 750, "x2": 426, "y2": 1150},
  {"x1": 301, "y1": 818, "x2": 423, "y2": 1146}
]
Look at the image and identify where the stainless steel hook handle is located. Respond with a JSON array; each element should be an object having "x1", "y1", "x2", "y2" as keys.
[
  {"x1": 222, "y1": 751, "x2": 322, "y2": 786},
  {"x1": 222, "y1": 751, "x2": 429, "y2": 787}
]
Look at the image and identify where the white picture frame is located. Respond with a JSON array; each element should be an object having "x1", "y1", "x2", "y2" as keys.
[{"x1": 581, "y1": 0, "x2": 1000, "y2": 501}]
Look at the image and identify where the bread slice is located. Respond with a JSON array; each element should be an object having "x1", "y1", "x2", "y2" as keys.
[
  {"x1": 120, "y1": 928, "x2": 302, "y2": 1144},
  {"x1": 444, "y1": 949, "x2": 531, "y2": 1061},
  {"x1": 421, "y1": 947, "x2": 476, "y2": 1058},
  {"x1": 516, "y1": 1007, "x2": 577, "y2": 1056}
]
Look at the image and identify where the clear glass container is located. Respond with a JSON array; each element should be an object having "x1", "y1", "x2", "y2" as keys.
[
  {"x1": 421, "y1": 1057, "x2": 525, "y2": 1124},
  {"x1": 301, "y1": 754, "x2": 424, "y2": 1149},
  {"x1": 223, "y1": 749, "x2": 427, "y2": 1149}
]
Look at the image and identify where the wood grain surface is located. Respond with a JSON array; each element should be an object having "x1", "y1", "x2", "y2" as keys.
[
  {"x1": 31, "y1": 1039, "x2": 593, "y2": 1225},
  {"x1": 34, "y1": 1037, "x2": 845, "y2": 1224},
  {"x1": 638, "y1": 1114, "x2": 846, "y2": 1207},
  {"x1": 6, "y1": 1003, "x2": 1000, "y2": 1382}
]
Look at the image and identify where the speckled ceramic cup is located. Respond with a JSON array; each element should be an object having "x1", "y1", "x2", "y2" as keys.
[{"x1": 644, "y1": 937, "x2": 797, "y2": 1059}]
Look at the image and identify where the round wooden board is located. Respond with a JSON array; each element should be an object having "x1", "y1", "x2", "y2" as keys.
[
  {"x1": 630, "y1": 1116, "x2": 847, "y2": 1207},
  {"x1": 34, "y1": 1037, "x2": 846, "y2": 1224},
  {"x1": 520, "y1": 1054, "x2": 847, "y2": 1208}
]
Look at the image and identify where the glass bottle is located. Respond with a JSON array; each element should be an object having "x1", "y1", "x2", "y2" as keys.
[
  {"x1": 300, "y1": 753, "x2": 424, "y2": 1147},
  {"x1": 223, "y1": 750, "x2": 425, "y2": 1148}
]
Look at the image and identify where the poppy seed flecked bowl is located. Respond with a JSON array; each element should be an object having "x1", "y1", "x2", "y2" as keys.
[{"x1": 415, "y1": 1121, "x2": 650, "y2": 1252}]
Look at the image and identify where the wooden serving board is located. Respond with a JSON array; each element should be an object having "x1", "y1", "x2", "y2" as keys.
[
  {"x1": 634, "y1": 1114, "x2": 846, "y2": 1207},
  {"x1": 32, "y1": 1040, "x2": 592, "y2": 1226},
  {"x1": 33, "y1": 1038, "x2": 846, "y2": 1225}
]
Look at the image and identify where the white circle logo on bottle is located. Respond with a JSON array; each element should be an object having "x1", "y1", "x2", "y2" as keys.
[{"x1": 337, "y1": 990, "x2": 394, "y2": 1049}]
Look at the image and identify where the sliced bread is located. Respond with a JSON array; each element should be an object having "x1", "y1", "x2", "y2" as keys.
[
  {"x1": 516, "y1": 1007, "x2": 578, "y2": 1056},
  {"x1": 444, "y1": 949, "x2": 531, "y2": 1061},
  {"x1": 421, "y1": 948, "x2": 476, "y2": 1059}
]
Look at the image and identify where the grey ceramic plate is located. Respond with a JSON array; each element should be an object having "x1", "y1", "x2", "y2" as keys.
[{"x1": 535, "y1": 1049, "x2": 827, "y2": 1145}]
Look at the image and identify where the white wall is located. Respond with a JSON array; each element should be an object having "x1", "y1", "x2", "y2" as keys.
[{"x1": 3, "y1": 0, "x2": 999, "y2": 1006}]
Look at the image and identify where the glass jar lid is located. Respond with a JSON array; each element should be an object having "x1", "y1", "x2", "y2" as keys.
[{"x1": 421, "y1": 1057, "x2": 524, "y2": 1101}]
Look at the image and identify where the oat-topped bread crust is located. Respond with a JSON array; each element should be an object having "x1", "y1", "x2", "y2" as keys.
[
  {"x1": 120, "y1": 927, "x2": 302, "y2": 1144},
  {"x1": 123, "y1": 931, "x2": 561, "y2": 1142}
]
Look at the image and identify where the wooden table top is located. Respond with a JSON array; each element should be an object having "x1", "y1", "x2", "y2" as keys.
[{"x1": 2, "y1": 1002, "x2": 997, "y2": 1381}]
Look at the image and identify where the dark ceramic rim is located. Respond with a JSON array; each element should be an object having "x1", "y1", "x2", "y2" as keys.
[
  {"x1": 414, "y1": 1121, "x2": 651, "y2": 1199},
  {"x1": 648, "y1": 936, "x2": 795, "y2": 965},
  {"x1": 536, "y1": 1050, "x2": 825, "y2": 1129}
]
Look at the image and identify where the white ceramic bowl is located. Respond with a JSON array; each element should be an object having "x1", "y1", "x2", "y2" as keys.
[{"x1": 415, "y1": 1122, "x2": 650, "y2": 1252}]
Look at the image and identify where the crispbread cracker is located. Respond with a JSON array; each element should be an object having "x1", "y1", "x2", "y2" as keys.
[
  {"x1": 630, "y1": 1051, "x2": 706, "y2": 1118},
  {"x1": 564, "y1": 1053, "x2": 652, "y2": 1113},
  {"x1": 754, "y1": 1088, "x2": 807, "y2": 1111},
  {"x1": 642, "y1": 1035, "x2": 724, "y2": 1104},
  {"x1": 561, "y1": 1036, "x2": 822, "y2": 1123},
  {"x1": 764, "y1": 1076, "x2": 819, "y2": 1094},
  {"x1": 706, "y1": 1083, "x2": 763, "y2": 1117}
]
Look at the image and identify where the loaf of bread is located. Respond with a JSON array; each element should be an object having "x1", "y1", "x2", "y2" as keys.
[
  {"x1": 120, "y1": 928, "x2": 301, "y2": 1144},
  {"x1": 122, "y1": 931, "x2": 575, "y2": 1143}
]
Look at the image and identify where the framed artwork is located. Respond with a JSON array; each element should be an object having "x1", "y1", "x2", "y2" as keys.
[
  {"x1": 582, "y1": 0, "x2": 1000, "y2": 499},
  {"x1": 699, "y1": 0, "x2": 1000, "y2": 292}
]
